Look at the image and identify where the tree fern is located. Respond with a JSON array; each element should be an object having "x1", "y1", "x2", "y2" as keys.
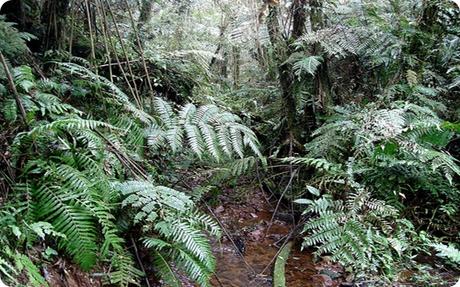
[{"x1": 0, "y1": 16, "x2": 35, "y2": 58}]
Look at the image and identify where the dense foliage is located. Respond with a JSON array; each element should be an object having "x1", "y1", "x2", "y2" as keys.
[{"x1": 0, "y1": 0, "x2": 459, "y2": 286}]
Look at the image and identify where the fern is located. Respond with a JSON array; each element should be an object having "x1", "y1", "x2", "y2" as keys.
[
  {"x1": 105, "y1": 251, "x2": 144, "y2": 286},
  {"x1": 148, "y1": 97, "x2": 262, "y2": 161},
  {"x1": 57, "y1": 62, "x2": 154, "y2": 124},
  {"x1": 33, "y1": 183, "x2": 99, "y2": 270},
  {"x1": 3, "y1": 54, "x2": 257, "y2": 286},
  {"x1": 150, "y1": 248, "x2": 181, "y2": 287},
  {"x1": 115, "y1": 180, "x2": 220, "y2": 287},
  {"x1": 289, "y1": 54, "x2": 323, "y2": 78},
  {"x1": 296, "y1": 182, "x2": 407, "y2": 280},
  {"x1": 304, "y1": 102, "x2": 460, "y2": 205},
  {"x1": 295, "y1": 26, "x2": 370, "y2": 58},
  {"x1": 431, "y1": 243, "x2": 460, "y2": 266},
  {"x1": 14, "y1": 253, "x2": 48, "y2": 287},
  {"x1": 0, "y1": 16, "x2": 35, "y2": 58},
  {"x1": 0, "y1": 256, "x2": 17, "y2": 284}
]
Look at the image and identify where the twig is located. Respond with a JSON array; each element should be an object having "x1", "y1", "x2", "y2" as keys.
[
  {"x1": 204, "y1": 203, "x2": 257, "y2": 274},
  {"x1": 95, "y1": 0, "x2": 113, "y2": 82},
  {"x1": 255, "y1": 162, "x2": 276, "y2": 206},
  {"x1": 99, "y1": 0, "x2": 138, "y2": 101},
  {"x1": 105, "y1": 0, "x2": 142, "y2": 108},
  {"x1": 84, "y1": 0, "x2": 96, "y2": 65},
  {"x1": 265, "y1": 169, "x2": 297, "y2": 236},
  {"x1": 212, "y1": 272, "x2": 225, "y2": 287},
  {"x1": 95, "y1": 131, "x2": 148, "y2": 180},
  {"x1": 98, "y1": 59, "x2": 140, "y2": 68},
  {"x1": 123, "y1": 0, "x2": 154, "y2": 94},
  {"x1": 130, "y1": 236, "x2": 151, "y2": 287}
]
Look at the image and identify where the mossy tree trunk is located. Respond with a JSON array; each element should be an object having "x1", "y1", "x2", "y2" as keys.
[
  {"x1": 266, "y1": 0, "x2": 307, "y2": 144},
  {"x1": 138, "y1": 0, "x2": 155, "y2": 30},
  {"x1": 310, "y1": 0, "x2": 332, "y2": 116},
  {"x1": 41, "y1": 0, "x2": 71, "y2": 50}
]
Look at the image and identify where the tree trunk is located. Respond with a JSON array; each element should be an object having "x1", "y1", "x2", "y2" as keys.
[
  {"x1": 292, "y1": 0, "x2": 307, "y2": 39},
  {"x1": 232, "y1": 46, "x2": 241, "y2": 88},
  {"x1": 41, "y1": 0, "x2": 71, "y2": 50},
  {"x1": 221, "y1": 51, "x2": 228, "y2": 79},
  {"x1": 310, "y1": 0, "x2": 331, "y2": 115},
  {"x1": 137, "y1": 0, "x2": 154, "y2": 30},
  {"x1": 266, "y1": 6, "x2": 298, "y2": 139}
]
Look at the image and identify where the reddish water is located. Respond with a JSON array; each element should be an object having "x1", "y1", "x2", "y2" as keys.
[{"x1": 208, "y1": 187, "x2": 337, "y2": 287}]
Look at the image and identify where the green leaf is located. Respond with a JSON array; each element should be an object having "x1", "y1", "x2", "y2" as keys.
[
  {"x1": 306, "y1": 186, "x2": 320, "y2": 197},
  {"x1": 294, "y1": 199, "x2": 312, "y2": 205},
  {"x1": 293, "y1": 56, "x2": 323, "y2": 77}
]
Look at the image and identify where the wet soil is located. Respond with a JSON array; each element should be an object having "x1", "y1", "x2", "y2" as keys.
[
  {"x1": 41, "y1": 258, "x2": 102, "y2": 287},
  {"x1": 207, "y1": 186, "x2": 341, "y2": 287}
]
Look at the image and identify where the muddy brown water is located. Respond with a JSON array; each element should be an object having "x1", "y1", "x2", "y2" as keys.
[{"x1": 207, "y1": 188, "x2": 337, "y2": 287}]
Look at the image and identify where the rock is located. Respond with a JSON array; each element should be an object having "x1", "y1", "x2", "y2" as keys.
[
  {"x1": 320, "y1": 268, "x2": 342, "y2": 279},
  {"x1": 215, "y1": 205, "x2": 225, "y2": 213},
  {"x1": 312, "y1": 274, "x2": 334, "y2": 287},
  {"x1": 249, "y1": 229, "x2": 264, "y2": 241}
]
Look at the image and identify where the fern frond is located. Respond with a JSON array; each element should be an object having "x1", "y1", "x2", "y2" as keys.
[
  {"x1": 32, "y1": 184, "x2": 98, "y2": 270},
  {"x1": 292, "y1": 55, "x2": 323, "y2": 77},
  {"x1": 106, "y1": 251, "x2": 143, "y2": 286},
  {"x1": 431, "y1": 243, "x2": 460, "y2": 265}
]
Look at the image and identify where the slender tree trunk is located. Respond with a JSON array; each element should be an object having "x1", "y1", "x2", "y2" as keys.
[
  {"x1": 266, "y1": 6, "x2": 297, "y2": 138},
  {"x1": 137, "y1": 0, "x2": 154, "y2": 30},
  {"x1": 310, "y1": 0, "x2": 331, "y2": 115},
  {"x1": 210, "y1": 16, "x2": 230, "y2": 69},
  {"x1": 232, "y1": 46, "x2": 241, "y2": 88},
  {"x1": 292, "y1": 0, "x2": 307, "y2": 38},
  {"x1": 41, "y1": 0, "x2": 71, "y2": 50},
  {"x1": 221, "y1": 51, "x2": 228, "y2": 79}
]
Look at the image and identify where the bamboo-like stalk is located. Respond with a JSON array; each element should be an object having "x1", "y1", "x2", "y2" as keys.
[
  {"x1": 273, "y1": 241, "x2": 293, "y2": 287},
  {"x1": 105, "y1": 0, "x2": 143, "y2": 109},
  {"x1": 84, "y1": 0, "x2": 97, "y2": 65},
  {"x1": 123, "y1": 0, "x2": 154, "y2": 94},
  {"x1": 68, "y1": 0, "x2": 76, "y2": 54},
  {"x1": 95, "y1": 0, "x2": 113, "y2": 82},
  {"x1": 99, "y1": 0, "x2": 139, "y2": 104},
  {"x1": 0, "y1": 52, "x2": 28, "y2": 127}
]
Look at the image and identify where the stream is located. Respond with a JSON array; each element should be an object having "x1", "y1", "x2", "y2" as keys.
[{"x1": 206, "y1": 186, "x2": 342, "y2": 287}]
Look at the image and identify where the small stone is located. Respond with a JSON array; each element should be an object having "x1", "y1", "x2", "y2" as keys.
[
  {"x1": 320, "y1": 268, "x2": 342, "y2": 279},
  {"x1": 312, "y1": 274, "x2": 334, "y2": 287},
  {"x1": 249, "y1": 229, "x2": 263, "y2": 241},
  {"x1": 250, "y1": 213, "x2": 258, "y2": 218},
  {"x1": 215, "y1": 206, "x2": 225, "y2": 213}
]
